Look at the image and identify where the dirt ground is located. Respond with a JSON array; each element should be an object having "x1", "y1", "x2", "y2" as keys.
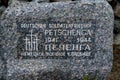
[{"x1": 106, "y1": 45, "x2": 120, "y2": 80}]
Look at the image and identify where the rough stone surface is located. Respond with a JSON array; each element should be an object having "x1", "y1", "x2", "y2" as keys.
[
  {"x1": 0, "y1": 59, "x2": 3, "y2": 79},
  {"x1": 50, "y1": 0, "x2": 71, "y2": 2},
  {"x1": 8, "y1": 0, "x2": 28, "y2": 6},
  {"x1": 0, "y1": 0, "x2": 114, "y2": 80},
  {"x1": 8, "y1": 0, "x2": 49, "y2": 6},
  {"x1": 32, "y1": 0, "x2": 49, "y2": 3},
  {"x1": 0, "y1": 6, "x2": 6, "y2": 16}
]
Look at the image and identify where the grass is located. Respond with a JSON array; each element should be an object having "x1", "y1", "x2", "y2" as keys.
[{"x1": 82, "y1": 75, "x2": 98, "y2": 80}]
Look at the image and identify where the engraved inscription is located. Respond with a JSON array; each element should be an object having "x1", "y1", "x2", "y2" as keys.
[
  {"x1": 24, "y1": 30, "x2": 39, "y2": 51},
  {"x1": 17, "y1": 21, "x2": 95, "y2": 59}
]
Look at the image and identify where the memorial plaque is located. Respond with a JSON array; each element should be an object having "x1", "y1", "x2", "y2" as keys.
[
  {"x1": 0, "y1": 0, "x2": 114, "y2": 80},
  {"x1": 17, "y1": 20, "x2": 95, "y2": 59}
]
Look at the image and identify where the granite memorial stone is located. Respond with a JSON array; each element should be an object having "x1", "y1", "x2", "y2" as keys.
[
  {"x1": 32, "y1": 0, "x2": 49, "y2": 3},
  {"x1": 0, "y1": 0, "x2": 114, "y2": 80}
]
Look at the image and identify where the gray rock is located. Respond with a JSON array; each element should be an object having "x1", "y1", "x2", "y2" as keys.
[
  {"x1": 32, "y1": 0, "x2": 49, "y2": 3},
  {"x1": 8, "y1": 0, "x2": 32, "y2": 6},
  {"x1": 0, "y1": 0, "x2": 114, "y2": 80},
  {"x1": 50, "y1": 0, "x2": 71, "y2": 2},
  {"x1": 0, "y1": 6, "x2": 6, "y2": 17},
  {"x1": 0, "y1": 59, "x2": 3, "y2": 79},
  {"x1": 0, "y1": 48, "x2": 6, "y2": 79},
  {"x1": 8, "y1": 0, "x2": 22, "y2": 6},
  {"x1": 9, "y1": 0, "x2": 49, "y2": 6}
]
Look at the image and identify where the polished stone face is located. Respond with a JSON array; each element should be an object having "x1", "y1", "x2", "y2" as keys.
[
  {"x1": 17, "y1": 19, "x2": 96, "y2": 59},
  {"x1": 0, "y1": 0, "x2": 114, "y2": 80}
]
